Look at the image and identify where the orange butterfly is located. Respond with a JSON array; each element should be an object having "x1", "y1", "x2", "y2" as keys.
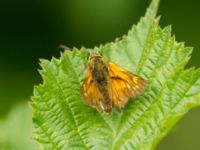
[{"x1": 81, "y1": 51, "x2": 146, "y2": 113}]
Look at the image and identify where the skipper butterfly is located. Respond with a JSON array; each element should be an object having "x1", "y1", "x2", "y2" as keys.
[{"x1": 81, "y1": 51, "x2": 146, "y2": 113}]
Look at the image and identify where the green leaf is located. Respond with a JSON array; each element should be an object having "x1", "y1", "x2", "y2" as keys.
[
  {"x1": 32, "y1": 0, "x2": 200, "y2": 149},
  {"x1": 0, "y1": 103, "x2": 36, "y2": 150}
]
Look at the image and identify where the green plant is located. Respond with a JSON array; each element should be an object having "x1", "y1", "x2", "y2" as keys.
[
  {"x1": 0, "y1": 103, "x2": 36, "y2": 150},
  {"x1": 32, "y1": 0, "x2": 200, "y2": 149}
]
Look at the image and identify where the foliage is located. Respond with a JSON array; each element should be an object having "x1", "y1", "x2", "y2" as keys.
[
  {"x1": 0, "y1": 103, "x2": 36, "y2": 150},
  {"x1": 32, "y1": 0, "x2": 200, "y2": 149}
]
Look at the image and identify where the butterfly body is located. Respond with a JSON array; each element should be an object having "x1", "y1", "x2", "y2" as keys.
[
  {"x1": 81, "y1": 51, "x2": 146, "y2": 113},
  {"x1": 89, "y1": 54, "x2": 113, "y2": 112}
]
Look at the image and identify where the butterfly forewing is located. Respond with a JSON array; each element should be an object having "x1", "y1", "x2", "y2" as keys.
[{"x1": 108, "y1": 62, "x2": 146, "y2": 108}]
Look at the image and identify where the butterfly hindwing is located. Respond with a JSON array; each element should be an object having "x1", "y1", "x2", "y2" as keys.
[{"x1": 81, "y1": 67, "x2": 103, "y2": 108}]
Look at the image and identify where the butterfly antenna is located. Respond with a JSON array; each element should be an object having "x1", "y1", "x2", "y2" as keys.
[{"x1": 59, "y1": 44, "x2": 71, "y2": 51}]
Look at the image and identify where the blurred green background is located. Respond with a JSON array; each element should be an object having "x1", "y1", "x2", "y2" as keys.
[{"x1": 0, "y1": 0, "x2": 199, "y2": 149}]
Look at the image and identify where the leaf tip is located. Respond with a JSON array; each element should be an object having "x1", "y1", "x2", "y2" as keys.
[{"x1": 146, "y1": 0, "x2": 160, "y2": 18}]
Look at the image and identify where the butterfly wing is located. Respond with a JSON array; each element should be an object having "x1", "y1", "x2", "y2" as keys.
[
  {"x1": 108, "y1": 62, "x2": 146, "y2": 108},
  {"x1": 81, "y1": 67, "x2": 103, "y2": 108}
]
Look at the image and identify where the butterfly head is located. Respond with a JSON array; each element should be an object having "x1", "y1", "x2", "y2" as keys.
[
  {"x1": 87, "y1": 51, "x2": 104, "y2": 70},
  {"x1": 88, "y1": 51, "x2": 102, "y2": 59}
]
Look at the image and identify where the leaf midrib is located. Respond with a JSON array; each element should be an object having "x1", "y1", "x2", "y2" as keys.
[{"x1": 110, "y1": 15, "x2": 155, "y2": 150}]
